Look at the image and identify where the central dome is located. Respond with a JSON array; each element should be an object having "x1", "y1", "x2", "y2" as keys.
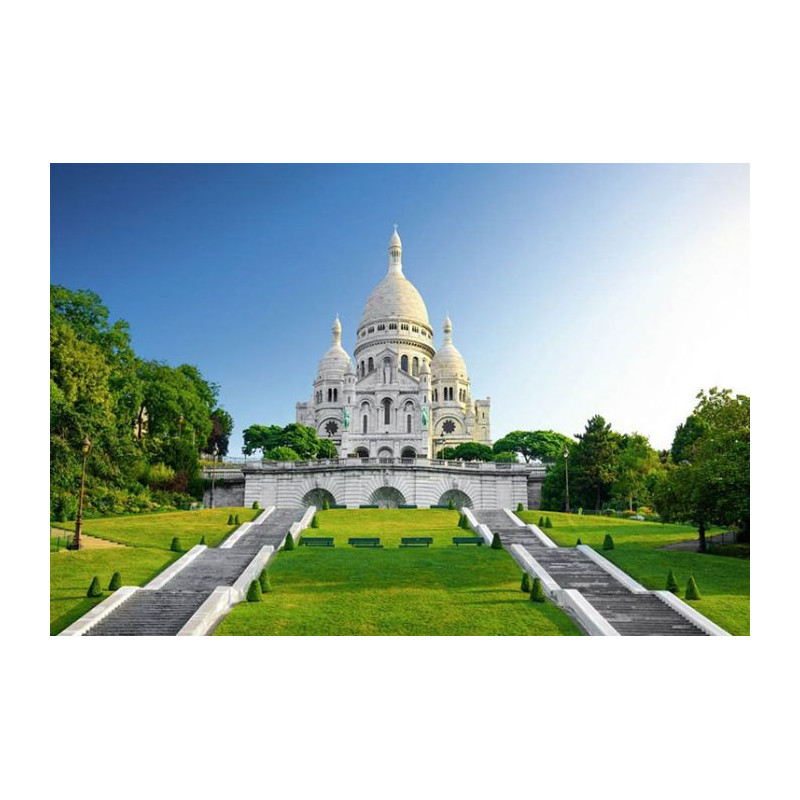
[{"x1": 358, "y1": 228, "x2": 431, "y2": 329}]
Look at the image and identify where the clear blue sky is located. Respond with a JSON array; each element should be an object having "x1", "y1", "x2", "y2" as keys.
[{"x1": 50, "y1": 163, "x2": 749, "y2": 453}]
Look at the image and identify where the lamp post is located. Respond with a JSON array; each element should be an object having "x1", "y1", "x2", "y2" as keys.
[
  {"x1": 210, "y1": 443, "x2": 219, "y2": 509},
  {"x1": 436, "y1": 437, "x2": 446, "y2": 460},
  {"x1": 563, "y1": 446, "x2": 570, "y2": 513},
  {"x1": 73, "y1": 436, "x2": 91, "y2": 550}
]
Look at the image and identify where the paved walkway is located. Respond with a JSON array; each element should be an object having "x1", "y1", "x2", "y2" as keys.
[
  {"x1": 474, "y1": 510, "x2": 707, "y2": 636},
  {"x1": 85, "y1": 509, "x2": 302, "y2": 636}
]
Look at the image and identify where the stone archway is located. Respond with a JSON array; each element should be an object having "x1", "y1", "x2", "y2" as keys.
[
  {"x1": 353, "y1": 447, "x2": 369, "y2": 458},
  {"x1": 438, "y1": 489, "x2": 473, "y2": 509},
  {"x1": 377, "y1": 446, "x2": 394, "y2": 459},
  {"x1": 302, "y1": 488, "x2": 336, "y2": 508},
  {"x1": 369, "y1": 486, "x2": 406, "y2": 508},
  {"x1": 400, "y1": 447, "x2": 417, "y2": 459}
]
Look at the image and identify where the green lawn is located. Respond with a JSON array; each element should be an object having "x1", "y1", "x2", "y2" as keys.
[
  {"x1": 215, "y1": 509, "x2": 581, "y2": 636},
  {"x1": 51, "y1": 506, "x2": 259, "y2": 550},
  {"x1": 518, "y1": 511, "x2": 750, "y2": 635},
  {"x1": 50, "y1": 507, "x2": 259, "y2": 635}
]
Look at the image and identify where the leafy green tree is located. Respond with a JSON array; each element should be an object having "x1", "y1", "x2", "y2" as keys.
[
  {"x1": 493, "y1": 430, "x2": 574, "y2": 463},
  {"x1": 446, "y1": 442, "x2": 494, "y2": 461},
  {"x1": 613, "y1": 433, "x2": 663, "y2": 511},
  {"x1": 317, "y1": 438, "x2": 338, "y2": 459},
  {"x1": 264, "y1": 446, "x2": 301, "y2": 461},
  {"x1": 655, "y1": 389, "x2": 750, "y2": 550},
  {"x1": 242, "y1": 424, "x2": 283, "y2": 456},
  {"x1": 278, "y1": 424, "x2": 320, "y2": 459},
  {"x1": 574, "y1": 415, "x2": 620, "y2": 511}
]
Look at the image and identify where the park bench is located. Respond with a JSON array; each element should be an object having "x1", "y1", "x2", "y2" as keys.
[
  {"x1": 452, "y1": 536, "x2": 483, "y2": 546},
  {"x1": 400, "y1": 537, "x2": 433, "y2": 547},
  {"x1": 348, "y1": 537, "x2": 383, "y2": 548},
  {"x1": 301, "y1": 537, "x2": 334, "y2": 547}
]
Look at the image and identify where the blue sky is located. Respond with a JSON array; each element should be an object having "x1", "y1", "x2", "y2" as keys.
[{"x1": 50, "y1": 163, "x2": 749, "y2": 453}]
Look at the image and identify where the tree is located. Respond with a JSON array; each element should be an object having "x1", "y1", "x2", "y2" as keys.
[
  {"x1": 317, "y1": 438, "x2": 338, "y2": 459},
  {"x1": 493, "y1": 430, "x2": 574, "y2": 463},
  {"x1": 445, "y1": 442, "x2": 494, "y2": 461},
  {"x1": 574, "y1": 415, "x2": 620, "y2": 510},
  {"x1": 264, "y1": 446, "x2": 301, "y2": 461},
  {"x1": 242, "y1": 424, "x2": 283, "y2": 456},
  {"x1": 613, "y1": 433, "x2": 663, "y2": 511},
  {"x1": 206, "y1": 408, "x2": 234, "y2": 456},
  {"x1": 654, "y1": 388, "x2": 750, "y2": 550}
]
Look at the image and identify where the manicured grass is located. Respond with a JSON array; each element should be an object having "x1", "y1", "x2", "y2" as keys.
[
  {"x1": 51, "y1": 506, "x2": 259, "y2": 550},
  {"x1": 50, "y1": 547, "x2": 179, "y2": 635},
  {"x1": 50, "y1": 507, "x2": 258, "y2": 635},
  {"x1": 215, "y1": 510, "x2": 581, "y2": 636},
  {"x1": 518, "y1": 511, "x2": 750, "y2": 635},
  {"x1": 305, "y1": 508, "x2": 464, "y2": 547}
]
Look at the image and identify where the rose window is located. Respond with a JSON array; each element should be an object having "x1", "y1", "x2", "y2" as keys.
[
  {"x1": 325, "y1": 420, "x2": 339, "y2": 436},
  {"x1": 442, "y1": 420, "x2": 456, "y2": 434}
]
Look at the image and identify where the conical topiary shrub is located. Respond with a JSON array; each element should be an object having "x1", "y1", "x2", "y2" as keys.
[
  {"x1": 491, "y1": 532, "x2": 502, "y2": 550},
  {"x1": 521, "y1": 572, "x2": 531, "y2": 593},
  {"x1": 170, "y1": 537, "x2": 182, "y2": 552},
  {"x1": 259, "y1": 568, "x2": 271, "y2": 593},
  {"x1": 545, "y1": 517, "x2": 553, "y2": 528},
  {"x1": 458, "y1": 512, "x2": 465, "y2": 528},
  {"x1": 283, "y1": 532, "x2": 295, "y2": 551},
  {"x1": 666, "y1": 570, "x2": 679, "y2": 594},
  {"x1": 234, "y1": 515, "x2": 240, "y2": 525},
  {"x1": 252, "y1": 501, "x2": 260, "y2": 509},
  {"x1": 538, "y1": 516, "x2": 545, "y2": 528},
  {"x1": 603, "y1": 534, "x2": 614, "y2": 551},
  {"x1": 87, "y1": 576, "x2": 103, "y2": 598},
  {"x1": 685, "y1": 576, "x2": 701, "y2": 600},
  {"x1": 448, "y1": 499, "x2": 456, "y2": 510},
  {"x1": 530, "y1": 578, "x2": 546, "y2": 603},
  {"x1": 227, "y1": 514, "x2": 234, "y2": 525},
  {"x1": 311, "y1": 514, "x2": 319, "y2": 529},
  {"x1": 322, "y1": 499, "x2": 330, "y2": 511},
  {"x1": 576, "y1": 538, "x2": 582, "y2": 546},
  {"x1": 460, "y1": 514, "x2": 471, "y2": 530},
  {"x1": 516, "y1": 502, "x2": 524, "y2": 512},
  {"x1": 246, "y1": 580, "x2": 262, "y2": 602},
  {"x1": 108, "y1": 571, "x2": 121, "y2": 591}
]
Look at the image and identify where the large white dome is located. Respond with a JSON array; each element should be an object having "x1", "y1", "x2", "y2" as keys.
[{"x1": 358, "y1": 227, "x2": 431, "y2": 329}]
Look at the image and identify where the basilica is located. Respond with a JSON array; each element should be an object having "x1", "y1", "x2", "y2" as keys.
[{"x1": 295, "y1": 227, "x2": 492, "y2": 459}]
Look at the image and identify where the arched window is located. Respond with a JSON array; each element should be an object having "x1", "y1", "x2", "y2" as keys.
[
  {"x1": 368, "y1": 357, "x2": 374, "y2": 372},
  {"x1": 433, "y1": 389, "x2": 438, "y2": 402},
  {"x1": 401, "y1": 354, "x2": 409, "y2": 372},
  {"x1": 407, "y1": 414, "x2": 412, "y2": 433},
  {"x1": 327, "y1": 388, "x2": 331, "y2": 402},
  {"x1": 363, "y1": 415, "x2": 368, "y2": 434},
  {"x1": 333, "y1": 388, "x2": 338, "y2": 402},
  {"x1": 412, "y1": 357, "x2": 419, "y2": 376},
  {"x1": 360, "y1": 361, "x2": 365, "y2": 376},
  {"x1": 382, "y1": 398, "x2": 392, "y2": 425}
]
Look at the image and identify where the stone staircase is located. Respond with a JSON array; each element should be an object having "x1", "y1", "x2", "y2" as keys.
[
  {"x1": 85, "y1": 509, "x2": 302, "y2": 636},
  {"x1": 473, "y1": 510, "x2": 708, "y2": 636}
]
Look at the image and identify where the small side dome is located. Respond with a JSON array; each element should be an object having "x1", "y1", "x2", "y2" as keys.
[
  {"x1": 317, "y1": 316, "x2": 350, "y2": 376},
  {"x1": 431, "y1": 316, "x2": 467, "y2": 378}
]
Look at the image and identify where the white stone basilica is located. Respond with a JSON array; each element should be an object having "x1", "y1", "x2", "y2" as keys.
[{"x1": 295, "y1": 227, "x2": 491, "y2": 459}]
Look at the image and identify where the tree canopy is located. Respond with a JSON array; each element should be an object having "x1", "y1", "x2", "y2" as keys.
[
  {"x1": 50, "y1": 285, "x2": 232, "y2": 518},
  {"x1": 492, "y1": 430, "x2": 574, "y2": 463},
  {"x1": 242, "y1": 422, "x2": 338, "y2": 460},
  {"x1": 655, "y1": 388, "x2": 750, "y2": 549}
]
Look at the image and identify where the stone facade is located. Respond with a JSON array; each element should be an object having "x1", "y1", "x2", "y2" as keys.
[{"x1": 295, "y1": 228, "x2": 491, "y2": 458}]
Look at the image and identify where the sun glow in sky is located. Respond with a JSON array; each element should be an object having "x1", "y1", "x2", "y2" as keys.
[{"x1": 50, "y1": 163, "x2": 748, "y2": 453}]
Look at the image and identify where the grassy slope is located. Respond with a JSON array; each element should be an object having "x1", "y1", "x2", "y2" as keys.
[
  {"x1": 215, "y1": 509, "x2": 581, "y2": 636},
  {"x1": 518, "y1": 511, "x2": 750, "y2": 635},
  {"x1": 50, "y1": 507, "x2": 258, "y2": 635}
]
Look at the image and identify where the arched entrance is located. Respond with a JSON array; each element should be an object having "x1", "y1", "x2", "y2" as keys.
[
  {"x1": 369, "y1": 486, "x2": 406, "y2": 508},
  {"x1": 437, "y1": 489, "x2": 473, "y2": 509},
  {"x1": 377, "y1": 446, "x2": 394, "y2": 459},
  {"x1": 353, "y1": 447, "x2": 369, "y2": 458},
  {"x1": 400, "y1": 447, "x2": 417, "y2": 459},
  {"x1": 302, "y1": 488, "x2": 336, "y2": 508}
]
